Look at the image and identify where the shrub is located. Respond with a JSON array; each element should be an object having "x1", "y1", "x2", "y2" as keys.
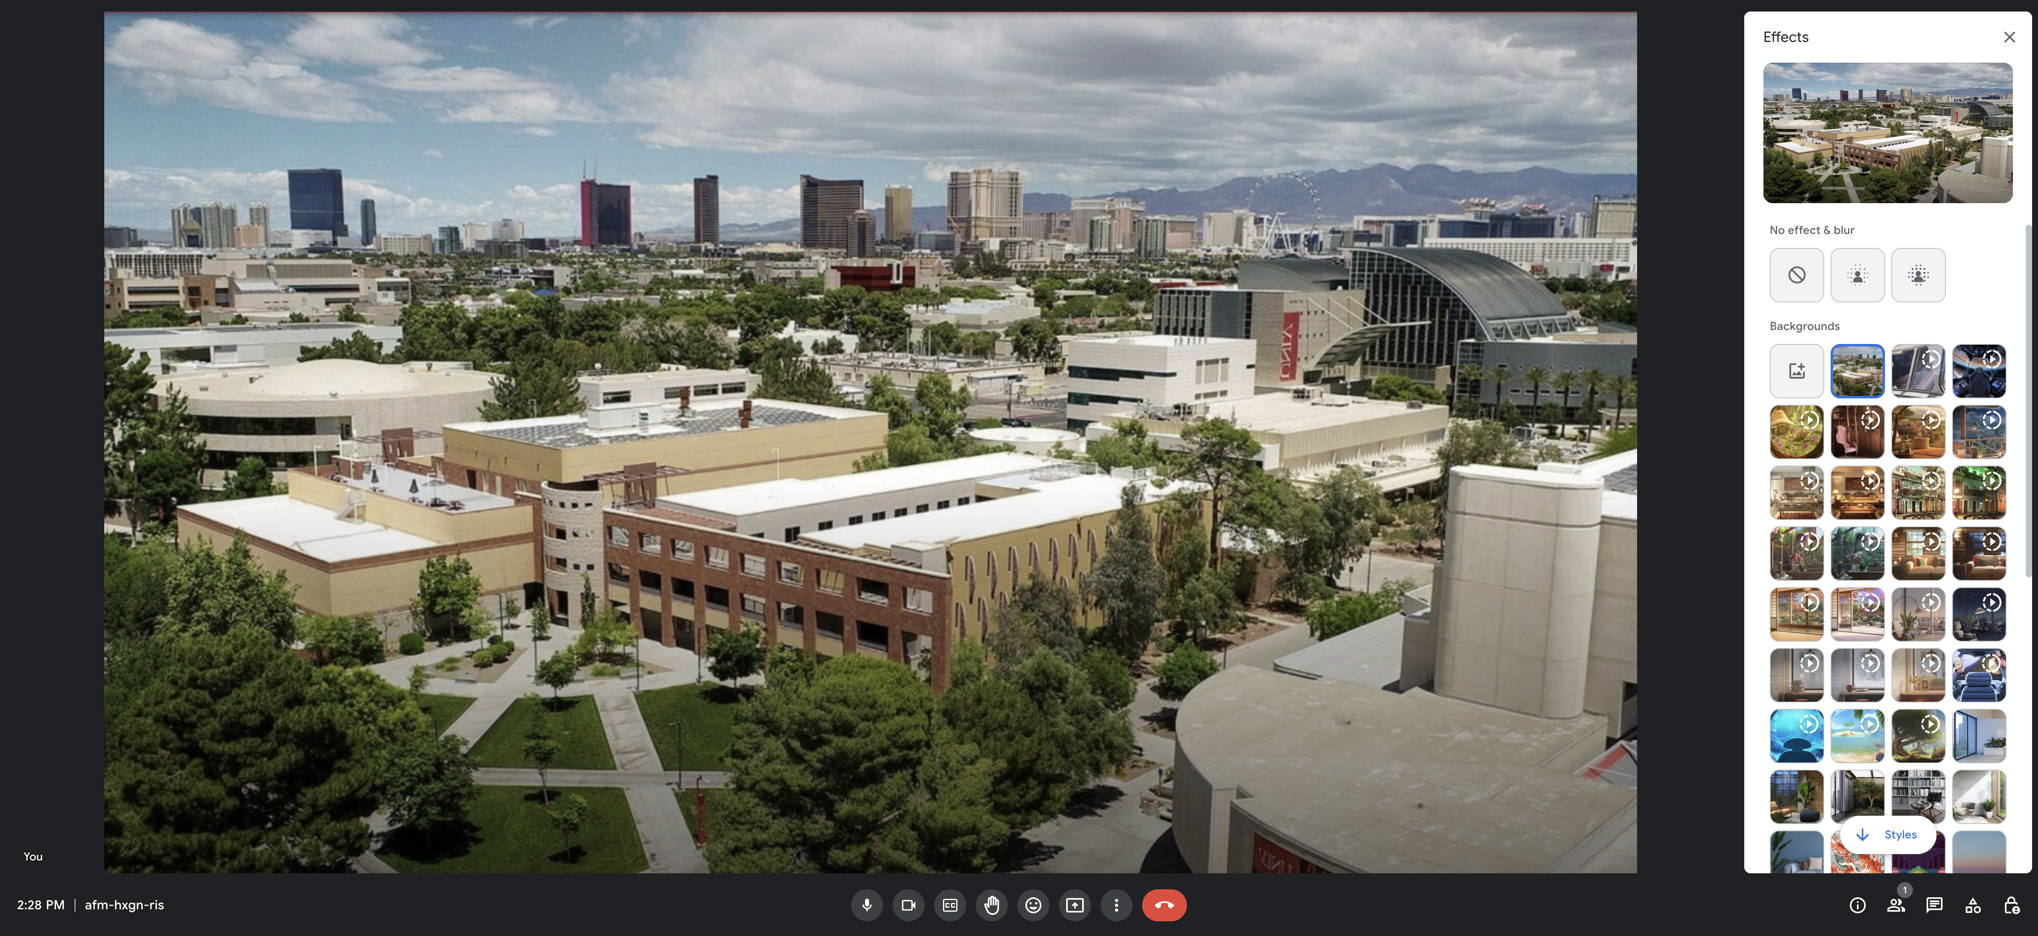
[
  {"x1": 487, "y1": 634, "x2": 502, "y2": 646},
  {"x1": 434, "y1": 656, "x2": 462, "y2": 672},
  {"x1": 590, "y1": 663, "x2": 620, "y2": 678},
  {"x1": 399, "y1": 632, "x2": 426, "y2": 656}
]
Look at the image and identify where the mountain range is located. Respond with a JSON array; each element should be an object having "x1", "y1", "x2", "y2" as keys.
[{"x1": 655, "y1": 164, "x2": 1639, "y2": 242}]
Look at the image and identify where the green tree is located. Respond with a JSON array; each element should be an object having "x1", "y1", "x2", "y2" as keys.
[
  {"x1": 1084, "y1": 420, "x2": 1167, "y2": 473},
  {"x1": 132, "y1": 447, "x2": 200, "y2": 532},
  {"x1": 1172, "y1": 417, "x2": 1263, "y2": 571},
  {"x1": 861, "y1": 374, "x2": 914, "y2": 430},
  {"x1": 941, "y1": 649, "x2": 1134, "y2": 831},
  {"x1": 301, "y1": 613, "x2": 386, "y2": 666},
  {"x1": 1081, "y1": 483, "x2": 1166, "y2": 660},
  {"x1": 1311, "y1": 466, "x2": 1386, "y2": 586},
  {"x1": 392, "y1": 302, "x2": 472, "y2": 363},
  {"x1": 104, "y1": 629, "x2": 381, "y2": 871},
  {"x1": 1608, "y1": 375, "x2": 1636, "y2": 432},
  {"x1": 413, "y1": 555, "x2": 482, "y2": 636},
  {"x1": 753, "y1": 339, "x2": 846, "y2": 406},
  {"x1": 479, "y1": 353, "x2": 585, "y2": 422},
  {"x1": 160, "y1": 535, "x2": 301, "y2": 646},
  {"x1": 1152, "y1": 642, "x2": 1221, "y2": 703},
  {"x1": 1432, "y1": 419, "x2": 1534, "y2": 543},
  {"x1": 707, "y1": 623, "x2": 768, "y2": 688},
  {"x1": 408, "y1": 663, "x2": 428, "y2": 695},
  {"x1": 709, "y1": 656, "x2": 944, "y2": 872},
  {"x1": 912, "y1": 372, "x2": 973, "y2": 443},
  {"x1": 1860, "y1": 167, "x2": 1907, "y2": 203},
  {"x1": 522, "y1": 695, "x2": 561, "y2": 805},
  {"x1": 336, "y1": 304, "x2": 365, "y2": 323},
  {"x1": 1078, "y1": 647, "x2": 1136, "y2": 712},
  {"x1": 989, "y1": 570, "x2": 1084, "y2": 672},
  {"x1": 103, "y1": 534, "x2": 177, "y2": 639},
  {"x1": 813, "y1": 334, "x2": 846, "y2": 355},
  {"x1": 852, "y1": 422, "x2": 946, "y2": 472},
  {"x1": 1763, "y1": 147, "x2": 1822, "y2": 203},
  {"x1": 547, "y1": 792, "x2": 590, "y2": 861},
  {"x1": 923, "y1": 321, "x2": 965, "y2": 355},
  {"x1": 1366, "y1": 375, "x2": 1447, "y2": 404},
  {"x1": 536, "y1": 650, "x2": 578, "y2": 706},
  {"x1": 1004, "y1": 318, "x2": 1061, "y2": 364},
  {"x1": 1487, "y1": 363, "x2": 1511, "y2": 419},
  {"x1": 217, "y1": 456, "x2": 279, "y2": 501},
  {"x1": 1167, "y1": 566, "x2": 1241, "y2": 643},
  {"x1": 1520, "y1": 365, "x2": 1549, "y2": 423},
  {"x1": 1306, "y1": 578, "x2": 1417, "y2": 641},
  {"x1": 382, "y1": 733, "x2": 479, "y2": 850},
  {"x1": 297, "y1": 331, "x2": 385, "y2": 363}
]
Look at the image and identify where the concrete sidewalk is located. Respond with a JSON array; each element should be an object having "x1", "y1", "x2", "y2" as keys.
[{"x1": 474, "y1": 768, "x2": 729, "y2": 789}]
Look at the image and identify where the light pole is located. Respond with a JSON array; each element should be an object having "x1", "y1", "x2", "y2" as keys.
[
  {"x1": 668, "y1": 720, "x2": 685, "y2": 788},
  {"x1": 634, "y1": 631, "x2": 642, "y2": 694}
]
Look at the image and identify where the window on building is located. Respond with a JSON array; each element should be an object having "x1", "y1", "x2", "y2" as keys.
[
  {"x1": 1029, "y1": 542, "x2": 1039, "y2": 570},
  {"x1": 638, "y1": 569, "x2": 662, "y2": 591},
  {"x1": 608, "y1": 562, "x2": 628, "y2": 585},
  {"x1": 1007, "y1": 546, "x2": 1018, "y2": 574},
  {"x1": 856, "y1": 621, "x2": 888, "y2": 652},
  {"x1": 705, "y1": 586, "x2": 729, "y2": 613},
  {"x1": 816, "y1": 612, "x2": 845, "y2": 641},
  {"x1": 937, "y1": 500, "x2": 950, "y2": 510},
  {"x1": 849, "y1": 515, "x2": 863, "y2": 525},
  {"x1": 916, "y1": 504, "x2": 930, "y2": 514},
  {"x1": 818, "y1": 569, "x2": 846, "y2": 595},
  {"x1": 819, "y1": 520, "x2": 834, "y2": 530},
  {"x1": 553, "y1": 527, "x2": 567, "y2": 540},
  {"x1": 957, "y1": 496, "x2": 971, "y2": 506},
  {"x1": 977, "y1": 596, "x2": 988, "y2": 624},
  {"x1": 1067, "y1": 534, "x2": 1079, "y2": 571},
  {"x1": 640, "y1": 531, "x2": 661, "y2": 553},
  {"x1": 740, "y1": 594, "x2": 765, "y2": 621},
  {"x1": 857, "y1": 578, "x2": 890, "y2": 604},
  {"x1": 664, "y1": 385, "x2": 687, "y2": 400},
  {"x1": 1195, "y1": 357, "x2": 1230, "y2": 384},
  {"x1": 552, "y1": 555, "x2": 568, "y2": 570},
  {"x1": 695, "y1": 383, "x2": 719, "y2": 396},
  {"x1": 601, "y1": 390, "x2": 630, "y2": 404},
  {"x1": 673, "y1": 539, "x2": 695, "y2": 562},
  {"x1": 722, "y1": 382, "x2": 746, "y2": 395},
  {"x1": 673, "y1": 578, "x2": 695, "y2": 603},
  {"x1": 964, "y1": 555, "x2": 975, "y2": 584},
  {"x1": 955, "y1": 603, "x2": 965, "y2": 633},
  {"x1": 894, "y1": 508, "x2": 908, "y2": 518},
  {"x1": 779, "y1": 561, "x2": 802, "y2": 585},
  {"x1": 1049, "y1": 538, "x2": 1059, "y2": 577},
  {"x1": 609, "y1": 525, "x2": 629, "y2": 547},
  {"x1": 783, "y1": 526, "x2": 800, "y2": 543},
  {"x1": 904, "y1": 587, "x2": 933, "y2": 614},
  {"x1": 707, "y1": 546, "x2": 730, "y2": 569},
  {"x1": 779, "y1": 603, "x2": 804, "y2": 630},
  {"x1": 741, "y1": 553, "x2": 766, "y2": 577}
]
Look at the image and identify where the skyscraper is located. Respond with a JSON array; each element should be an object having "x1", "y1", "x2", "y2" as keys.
[
  {"x1": 800, "y1": 175, "x2": 864, "y2": 251},
  {"x1": 104, "y1": 227, "x2": 139, "y2": 249},
  {"x1": 287, "y1": 169, "x2": 347, "y2": 242},
  {"x1": 359, "y1": 199, "x2": 377, "y2": 249},
  {"x1": 248, "y1": 203, "x2": 270, "y2": 248},
  {"x1": 884, "y1": 185, "x2": 914, "y2": 242},
  {"x1": 693, "y1": 175, "x2": 719, "y2": 244},
  {"x1": 946, "y1": 168, "x2": 1023, "y2": 244},
  {"x1": 435, "y1": 226, "x2": 462, "y2": 255},
  {"x1": 1070, "y1": 198, "x2": 1143, "y2": 251},
  {"x1": 1591, "y1": 196, "x2": 1638, "y2": 240},
  {"x1": 848, "y1": 210, "x2": 876, "y2": 258},
  {"x1": 1791, "y1": 88, "x2": 1802, "y2": 100},
  {"x1": 494, "y1": 218, "x2": 524, "y2": 243},
  {"x1": 580, "y1": 177, "x2": 632, "y2": 247},
  {"x1": 1840, "y1": 90, "x2": 1849, "y2": 101}
]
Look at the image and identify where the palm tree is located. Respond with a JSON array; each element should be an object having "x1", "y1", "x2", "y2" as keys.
[
  {"x1": 1488, "y1": 364, "x2": 1510, "y2": 421},
  {"x1": 1458, "y1": 363, "x2": 1485, "y2": 415},
  {"x1": 1610, "y1": 375, "x2": 1636, "y2": 432},
  {"x1": 1553, "y1": 369, "x2": 1577, "y2": 436},
  {"x1": 1521, "y1": 365, "x2": 1549, "y2": 430},
  {"x1": 1581, "y1": 368, "x2": 1608, "y2": 420}
]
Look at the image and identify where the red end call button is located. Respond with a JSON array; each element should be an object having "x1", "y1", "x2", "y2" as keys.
[{"x1": 1143, "y1": 889, "x2": 1187, "y2": 922}]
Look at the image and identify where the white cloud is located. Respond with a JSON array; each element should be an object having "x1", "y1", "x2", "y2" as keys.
[
  {"x1": 620, "y1": 14, "x2": 664, "y2": 46},
  {"x1": 105, "y1": 18, "x2": 390, "y2": 122},
  {"x1": 366, "y1": 65, "x2": 600, "y2": 127},
  {"x1": 604, "y1": 13, "x2": 1638, "y2": 184},
  {"x1": 283, "y1": 14, "x2": 435, "y2": 67},
  {"x1": 513, "y1": 16, "x2": 566, "y2": 29},
  {"x1": 516, "y1": 125, "x2": 558, "y2": 137},
  {"x1": 422, "y1": 148, "x2": 444, "y2": 158}
]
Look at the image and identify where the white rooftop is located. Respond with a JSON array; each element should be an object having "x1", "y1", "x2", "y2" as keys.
[
  {"x1": 1775, "y1": 141, "x2": 1828, "y2": 153},
  {"x1": 801, "y1": 470, "x2": 1202, "y2": 552},
  {"x1": 1069, "y1": 334, "x2": 1255, "y2": 349},
  {"x1": 658, "y1": 452, "x2": 1055, "y2": 517},
  {"x1": 182, "y1": 495, "x2": 439, "y2": 563},
  {"x1": 1189, "y1": 392, "x2": 1447, "y2": 435},
  {"x1": 156, "y1": 359, "x2": 490, "y2": 401}
]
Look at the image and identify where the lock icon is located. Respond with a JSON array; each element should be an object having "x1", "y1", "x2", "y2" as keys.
[{"x1": 2008, "y1": 897, "x2": 2022, "y2": 915}]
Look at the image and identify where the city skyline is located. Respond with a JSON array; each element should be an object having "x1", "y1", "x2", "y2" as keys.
[
  {"x1": 1762, "y1": 61, "x2": 2013, "y2": 100},
  {"x1": 105, "y1": 13, "x2": 1636, "y2": 237}
]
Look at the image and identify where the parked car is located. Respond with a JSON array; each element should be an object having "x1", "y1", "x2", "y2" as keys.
[{"x1": 1001, "y1": 417, "x2": 1032, "y2": 427}]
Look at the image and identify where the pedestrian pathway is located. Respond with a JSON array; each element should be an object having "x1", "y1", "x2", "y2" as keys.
[{"x1": 359, "y1": 620, "x2": 722, "y2": 872}]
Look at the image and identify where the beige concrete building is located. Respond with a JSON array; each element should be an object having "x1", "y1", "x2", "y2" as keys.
[
  {"x1": 1772, "y1": 139, "x2": 1833, "y2": 164},
  {"x1": 178, "y1": 464, "x2": 537, "y2": 619},
  {"x1": 1088, "y1": 389, "x2": 1451, "y2": 490},
  {"x1": 155, "y1": 359, "x2": 492, "y2": 489},
  {"x1": 1170, "y1": 449, "x2": 1640, "y2": 874},
  {"x1": 436, "y1": 397, "x2": 887, "y2": 500}
]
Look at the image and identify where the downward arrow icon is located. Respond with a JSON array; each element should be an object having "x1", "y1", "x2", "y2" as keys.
[{"x1": 1856, "y1": 829, "x2": 1870, "y2": 842}]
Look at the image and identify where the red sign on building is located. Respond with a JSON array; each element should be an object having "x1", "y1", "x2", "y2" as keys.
[
  {"x1": 1252, "y1": 833, "x2": 1331, "y2": 873},
  {"x1": 1279, "y1": 311, "x2": 1300, "y2": 381}
]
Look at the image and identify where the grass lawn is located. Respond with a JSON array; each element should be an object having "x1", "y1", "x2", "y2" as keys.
[
  {"x1": 378, "y1": 786, "x2": 645, "y2": 873},
  {"x1": 1820, "y1": 187, "x2": 1854, "y2": 203},
  {"x1": 675, "y1": 787, "x2": 726, "y2": 844},
  {"x1": 466, "y1": 695, "x2": 616, "y2": 770},
  {"x1": 415, "y1": 694, "x2": 476, "y2": 736},
  {"x1": 633, "y1": 683, "x2": 743, "y2": 771}
]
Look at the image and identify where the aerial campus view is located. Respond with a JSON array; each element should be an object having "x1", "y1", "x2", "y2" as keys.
[
  {"x1": 102, "y1": 13, "x2": 1638, "y2": 875},
  {"x1": 1761, "y1": 62, "x2": 2015, "y2": 203}
]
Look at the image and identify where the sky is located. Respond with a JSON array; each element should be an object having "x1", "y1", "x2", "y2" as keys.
[
  {"x1": 106, "y1": 13, "x2": 1637, "y2": 238},
  {"x1": 1761, "y1": 62, "x2": 2014, "y2": 99}
]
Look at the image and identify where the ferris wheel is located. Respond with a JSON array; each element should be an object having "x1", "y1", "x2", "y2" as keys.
[{"x1": 1242, "y1": 172, "x2": 1325, "y2": 257}]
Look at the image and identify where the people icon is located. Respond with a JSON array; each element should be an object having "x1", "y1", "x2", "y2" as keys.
[
  {"x1": 1911, "y1": 269, "x2": 1926, "y2": 284},
  {"x1": 1852, "y1": 269, "x2": 1865, "y2": 284},
  {"x1": 1889, "y1": 899, "x2": 1906, "y2": 912}
]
